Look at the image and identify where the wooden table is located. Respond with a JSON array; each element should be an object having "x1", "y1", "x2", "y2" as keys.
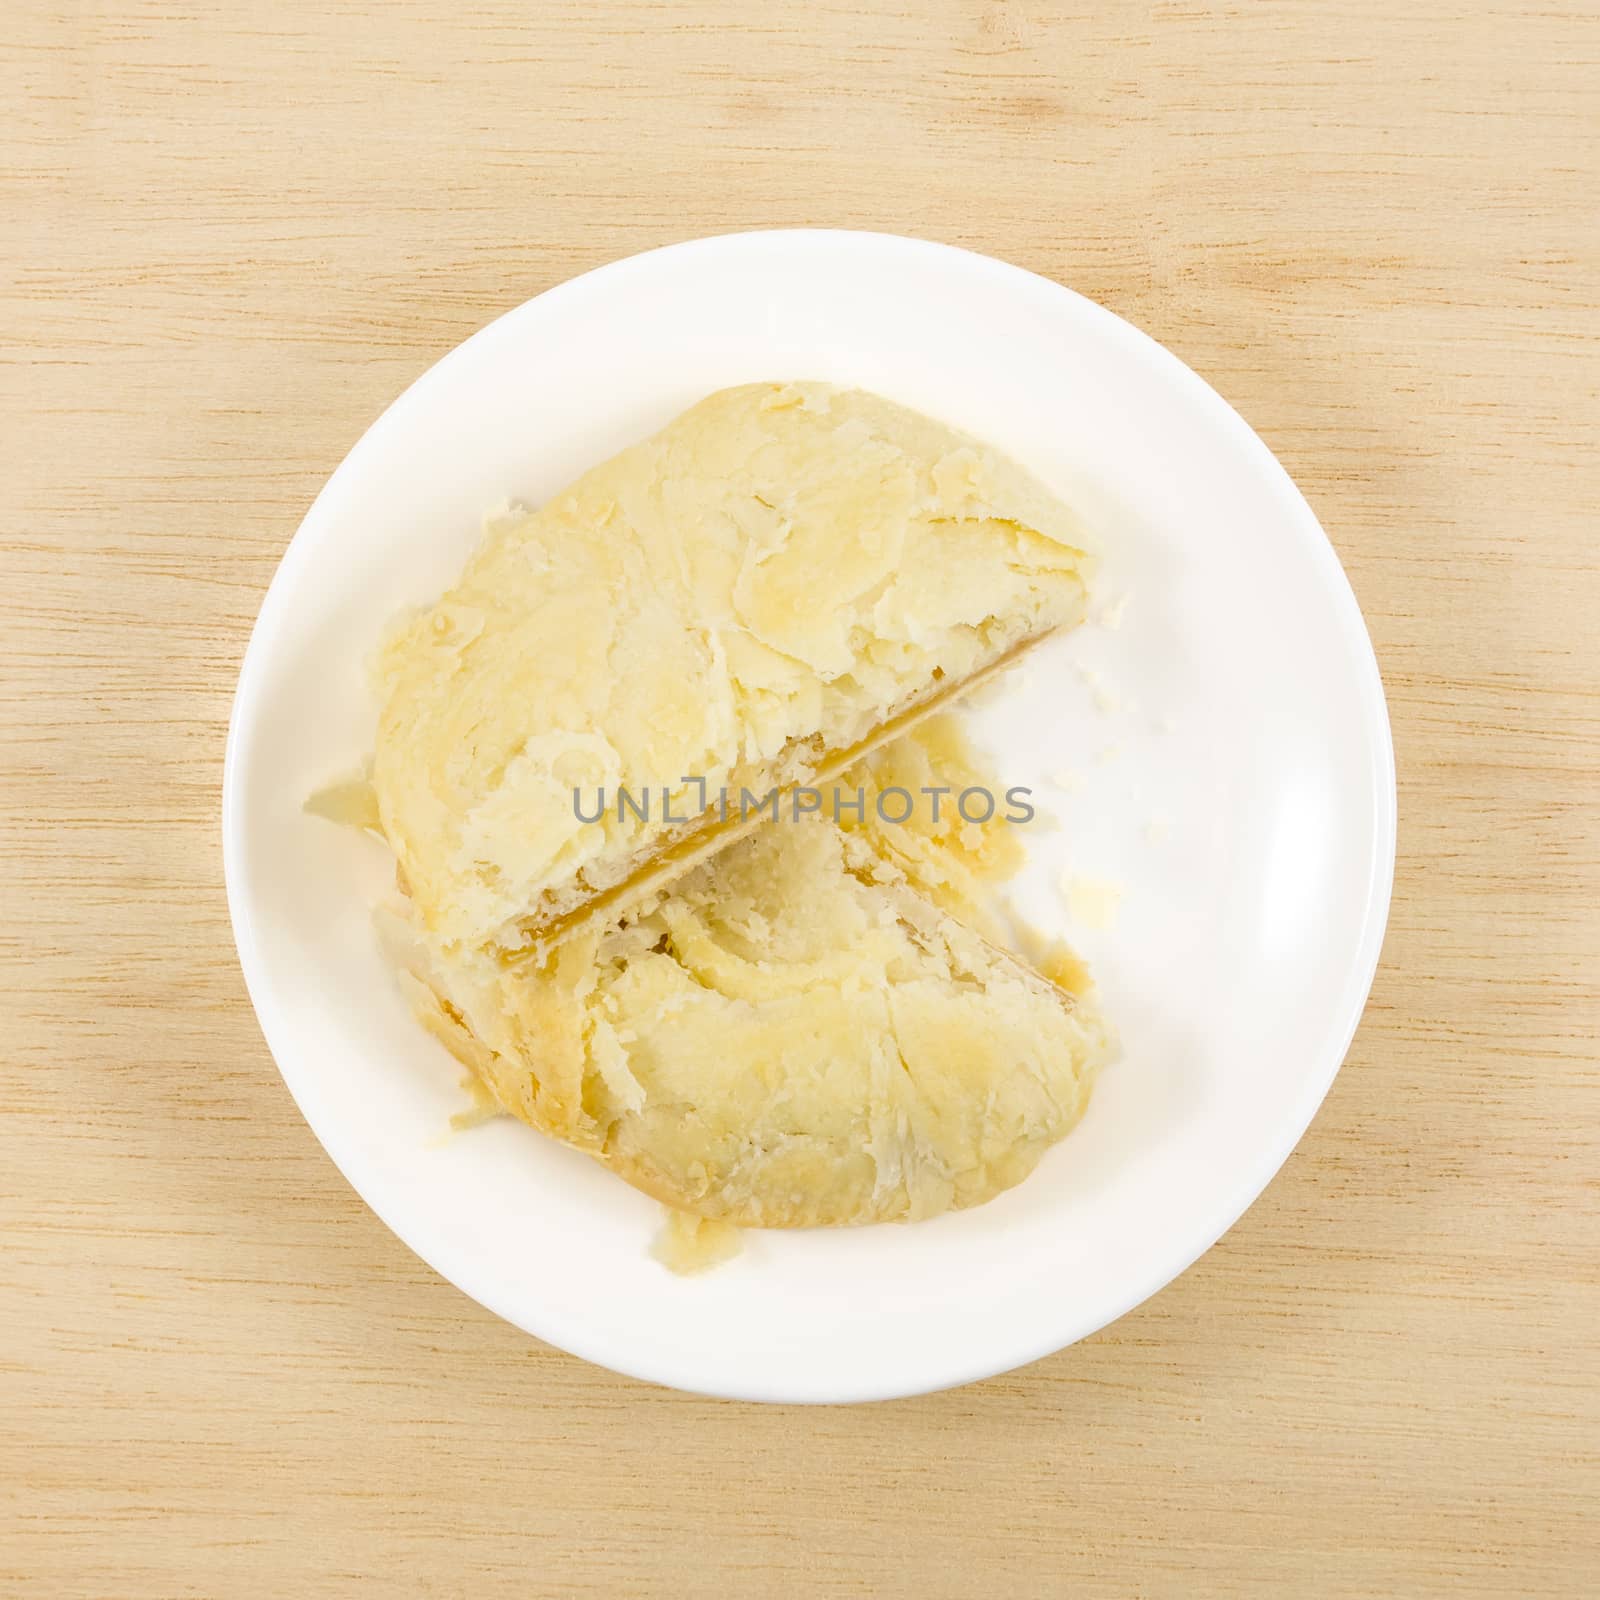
[{"x1": 5, "y1": 3, "x2": 1596, "y2": 1594}]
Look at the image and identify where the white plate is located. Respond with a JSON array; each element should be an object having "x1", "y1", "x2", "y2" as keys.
[{"x1": 223, "y1": 230, "x2": 1395, "y2": 1402}]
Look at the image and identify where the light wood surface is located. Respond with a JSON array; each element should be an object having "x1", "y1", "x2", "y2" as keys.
[{"x1": 4, "y1": 2, "x2": 1597, "y2": 1595}]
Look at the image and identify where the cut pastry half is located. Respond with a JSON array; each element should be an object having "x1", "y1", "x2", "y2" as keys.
[
  {"x1": 385, "y1": 809, "x2": 1111, "y2": 1229},
  {"x1": 371, "y1": 382, "x2": 1094, "y2": 958}
]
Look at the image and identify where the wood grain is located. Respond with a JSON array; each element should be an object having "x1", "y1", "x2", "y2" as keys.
[{"x1": 3, "y1": 2, "x2": 1597, "y2": 1595}]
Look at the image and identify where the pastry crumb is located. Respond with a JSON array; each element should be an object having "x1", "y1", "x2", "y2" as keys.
[
  {"x1": 1036, "y1": 941, "x2": 1095, "y2": 999},
  {"x1": 423, "y1": 1073, "x2": 511, "y2": 1148},
  {"x1": 652, "y1": 1209, "x2": 743, "y2": 1276},
  {"x1": 448, "y1": 1072, "x2": 508, "y2": 1133},
  {"x1": 1095, "y1": 593, "x2": 1129, "y2": 630},
  {"x1": 1061, "y1": 873, "x2": 1124, "y2": 930},
  {"x1": 1075, "y1": 663, "x2": 1123, "y2": 715},
  {"x1": 303, "y1": 772, "x2": 382, "y2": 834}
]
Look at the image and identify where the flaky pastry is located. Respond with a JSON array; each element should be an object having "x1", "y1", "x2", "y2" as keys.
[{"x1": 372, "y1": 382, "x2": 1093, "y2": 954}]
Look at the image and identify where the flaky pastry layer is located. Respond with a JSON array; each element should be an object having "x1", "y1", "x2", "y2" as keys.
[
  {"x1": 372, "y1": 382, "x2": 1093, "y2": 955},
  {"x1": 388, "y1": 810, "x2": 1110, "y2": 1228}
]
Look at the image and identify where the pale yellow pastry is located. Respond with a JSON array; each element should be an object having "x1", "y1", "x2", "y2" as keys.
[
  {"x1": 651, "y1": 1210, "x2": 744, "y2": 1274},
  {"x1": 834, "y1": 713, "x2": 1028, "y2": 944},
  {"x1": 316, "y1": 387, "x2": 1111, "y2": 1238},
  {"x1": 378, "y1": 766, "x2": 1110, "y2": 1229},
  {"x1": 372, "y1": 382, "x2": 1093, "y2": 956}
]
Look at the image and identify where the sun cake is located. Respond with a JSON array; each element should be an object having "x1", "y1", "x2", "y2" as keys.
[
  {"x1": 371, "y1": 382, "x2": 1094, "y2": 957},
  {"x1": 384, "y1": 799, "x2": 1110, "y2": 1228}
]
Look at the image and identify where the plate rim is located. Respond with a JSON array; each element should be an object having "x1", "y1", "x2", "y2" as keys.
[{"x1": 222, "y1": 227, "x2": 1398, "y2": 1402}]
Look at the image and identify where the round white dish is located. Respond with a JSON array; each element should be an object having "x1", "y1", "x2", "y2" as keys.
[{"x1": 223, "y1": 229, "x2": 1395, "y2": 1403}]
